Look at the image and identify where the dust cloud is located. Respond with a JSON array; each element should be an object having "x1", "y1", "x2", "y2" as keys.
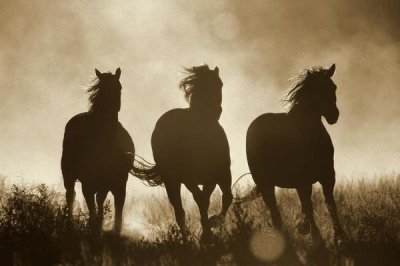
[{"x1": 0, "y1": 0, "x2": 399, "y2": 189}]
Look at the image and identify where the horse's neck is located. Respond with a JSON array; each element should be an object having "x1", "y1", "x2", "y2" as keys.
[
  {"x1": 286, "y1": 105, "x2": 330, "y2": 151},
  {"x1": 287, "y1": 105, "x2": 323, "y2": 130},
  {"x1": 189, "y1": 106, "x2": 222, "y2": 123},
  {"x1": 90, "y1": 111, "x2": 119, "y2": 128}
]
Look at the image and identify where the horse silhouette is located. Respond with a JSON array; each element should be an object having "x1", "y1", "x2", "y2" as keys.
[
  {"x1": 246, "y1": 64, "x2": 344, "y2": 243},
  {"x1": 133, "y1": 64, "x2": 233, "y2": 239},
  {"x1": 61, "y1": 68, "x2": 134, "y2": 233}
]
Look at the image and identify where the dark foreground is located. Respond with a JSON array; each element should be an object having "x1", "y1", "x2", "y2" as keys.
[{"x1": 0, "y1": 174, "x2": 399, "y2": 265}]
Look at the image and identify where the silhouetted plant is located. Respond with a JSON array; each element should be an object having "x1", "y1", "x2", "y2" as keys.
[{"x1": 0, "y1": 175, "x2": 399, "y2": 265}]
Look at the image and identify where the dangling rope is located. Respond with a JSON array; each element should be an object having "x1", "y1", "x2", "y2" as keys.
[
  {"x1": 131, "y1": 153, "x2": 261, "y2": 199},
  {"x1": 231, "y1": 172, "x2": 261, "y2": 204}
]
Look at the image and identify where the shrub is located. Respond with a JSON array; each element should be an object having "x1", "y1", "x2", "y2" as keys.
[{"x1": 0, "y1": 174, "x2": 399, "y2": 265}]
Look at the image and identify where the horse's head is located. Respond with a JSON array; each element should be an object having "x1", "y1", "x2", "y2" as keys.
[
  {"x1": 179, "y1": 64, "x2": 223, "y2": 121},
  {"x1": 287, "y1": 64, "x2": 339, "y2": 124},
  {"x1": 316, "y1": 64, "x2": 339, "y2": 124},
  {"x1": 87, "y1": 68, "x2": 122, "y2": 113}
]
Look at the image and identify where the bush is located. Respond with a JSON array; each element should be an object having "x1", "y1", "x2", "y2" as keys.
[
  {"x1": 0, "y1": 174, "x2": 399, "y2": 265},
  {"x1": 0, "y1": 184, "x2": 91, "y2": 265}
]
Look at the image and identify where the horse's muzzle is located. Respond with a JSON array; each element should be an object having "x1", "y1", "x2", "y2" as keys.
[{"x1": 325, "y1": 107, "x2": 339, "y2": 125}]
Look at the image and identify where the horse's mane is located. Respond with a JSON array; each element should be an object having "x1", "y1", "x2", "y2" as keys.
[
  {"x1": 86, "y1": 72, "x2": 114, "y2": 112},
  {"x1": 179, "y1": 64, "x2": 220, "y2": 105},
  {"x1": 284, "y1": 66, "x2": 330, "y2": 111},
  {"x1": 87, "y1": 77, "x2": 102, "y2": 112}
]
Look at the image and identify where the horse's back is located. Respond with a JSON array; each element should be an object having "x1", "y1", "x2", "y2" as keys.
[
  {"x1": 247, "y1": 112, "x2": 334, "y2": 187},
  {"x1": 62, "y1": 112, "x2": 90, "y2": 176},
  {"x1": 62, "y1": 112, "x2": 134, "y2": 186},
  {"x1": 151, "y1": 108, "x2": 186, "y2": 159},
  {"x1": 63, "y1": 112, "x2": 89, "y2": 140},
  {"x1": 152, "y1": 108, "x2": 231, "y2": 184},
  {"x1": 247, "y1": 112, "x2": 287, "y2": 154}
]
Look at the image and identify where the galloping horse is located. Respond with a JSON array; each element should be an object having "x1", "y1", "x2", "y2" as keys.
[
  {"x1": 246, "y1": 64, "x2": 344, "y2": 242},
  {"x1": 133, "y1": 64, "x2": 233, "y2": 239},
  {"x1": 61, "y1": 68, "x2": 134, "y2": 233}
]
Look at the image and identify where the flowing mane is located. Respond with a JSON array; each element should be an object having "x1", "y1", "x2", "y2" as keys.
[
  {"x1": 86, "y1": 70, "x2": 121, "y2": 113},
  {"x1": 284, "y1": 66, "x2": 331, "y2": 111},
  {"x1": 87, "y1": 76, "x2": 102, "y2": 112},
  {"x1": 179, "y1": 64, "x2": 222, "y2": 109}
]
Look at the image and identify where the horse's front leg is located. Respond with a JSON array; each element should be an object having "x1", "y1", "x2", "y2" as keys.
[
  {"x1": 63, "y1": 176, "x2": 76, "y2": 219},
  {"x1": 82, "y1": 184, "x2": 96, "y2": 230},
  {"x1": 259, "y1": 185, "x2": 282, "y2": 230},
  {"x1": 321, "y1": 175, "x2": 345, "y2": 243},
  {"x1": 96, "y1": 190, "x2": 108, "y2": 231},
  {"x1": 219, "y1": 171, "x2": 233, "y2": 217},
  {"x1": 218, "y1": 171, "x2": 233, "y2": 217},
  {"x1": 112, "y1": 181, "x2": 127, "y2": 234},
  {"x1": 209, "y1": 171, "x2": 233, "y2": 227},
  {"x1": 296, "y1": 184, "x2": 322, "y2": 242},
  {"x1": 165, "y1": 180, "x2": 187, "y2": 239},
  {"x1": 201, "y1": 184, "x2": 217, "y2": 239},
  {"x1": 186, "y1": 183, "x2": 215, "y2": 240}
]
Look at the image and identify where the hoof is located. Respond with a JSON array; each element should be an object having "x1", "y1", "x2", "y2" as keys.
[
  {"x1": 297, "y1": 219, "x2": 311, "y2": 235},
  {"x1": 309, "y1": 227, "x2": 324, "y2": 247},
  {"x1": 200, "y1": 230, "x2": 215, "y2": 244},
  {"x1": 180, "y1": 231, "x2": 188, "y2": 242},
  {"x1": 334, "y1": 231, "x2": 347, "y2": 248},
  {"x1": 209, "y1": 215, "x2": 225, "y2": 228}
]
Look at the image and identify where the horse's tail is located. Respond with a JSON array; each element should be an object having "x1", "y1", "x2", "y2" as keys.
[
  {"x1": 232, "y1": 173, "x2": 261, "y2": 204},
  {"x1": 129, "y1": 153, "x2": 164, "y2": 187}
]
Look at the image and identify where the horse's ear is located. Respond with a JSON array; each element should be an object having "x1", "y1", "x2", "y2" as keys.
[
  {"x1": 115, "y1": 67, "x2": 121, "y2": 79},
  {"x1": 95, "y1": 69, "x2": 102, "y2": 78},
  {"x1": 327, "y1": 64, "x2": 336, "y2": 77},
  {"x1": 214, "y1": 66, "x2": 219, "y2": 75}
]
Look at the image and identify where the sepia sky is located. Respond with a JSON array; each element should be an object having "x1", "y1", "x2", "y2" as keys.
[{"x1": 0, "y1": 0, "x2": 399, "y2": 189}]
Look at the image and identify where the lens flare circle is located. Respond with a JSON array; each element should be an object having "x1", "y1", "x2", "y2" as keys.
[{"x1": 249, "y1": 229, "x2": 285, "y2": 262}]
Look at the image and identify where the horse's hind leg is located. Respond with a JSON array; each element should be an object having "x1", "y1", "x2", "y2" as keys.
[
  {"x1": 96, "y1": 191, "x2": 108, "y2": 231},
  {"x1": 259, "y1": 185, "x2": 282, "y2": 230},
  {"x1": 165, "y1": 180, "x2": 187, "y2": 238},
  {"x1": 296, "y1": 185, "x2": 322, "y2": 241},
  {"x1": 63, "y1": 176, "x2": 76, "y2": 219}
]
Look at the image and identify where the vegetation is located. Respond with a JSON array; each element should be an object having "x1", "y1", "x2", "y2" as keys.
[{"x1": 0, "y1": 174, "x2": 399, "y2": 265}]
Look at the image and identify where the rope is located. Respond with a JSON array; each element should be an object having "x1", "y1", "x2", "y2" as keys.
[
  {"x1": 132, "y1": 154, "x2": 260, "y2": 201},
  {"x1": 72, "y1": 152, "x2": 154, "y2": 183},
  {"x1": 231, "y1": 172, "x2": 260, "y2": 203},
  {"x1": 231, "y1": 172, "x2": 251, "y2": 199}
]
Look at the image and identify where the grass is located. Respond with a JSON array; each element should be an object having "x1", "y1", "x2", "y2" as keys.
[{"x1": 0, "y1": 174, "x2": 399, "y2": 265}]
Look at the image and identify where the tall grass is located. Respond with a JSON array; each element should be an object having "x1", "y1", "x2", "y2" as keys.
[{"x1": 0, "y1": 174, "x2": 399, "y2": 265}]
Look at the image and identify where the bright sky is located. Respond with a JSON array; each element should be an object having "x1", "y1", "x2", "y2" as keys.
[{"x1": 1, "y1": 0, "x2": 399, "y2": 191}]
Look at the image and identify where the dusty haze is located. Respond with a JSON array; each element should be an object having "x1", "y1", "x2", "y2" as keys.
[{"x1": 0, "y1": 0, "x2": 399, "y2": 191}]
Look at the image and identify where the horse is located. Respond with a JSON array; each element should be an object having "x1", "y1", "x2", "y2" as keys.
[
  {"x1": 132, "y1": 64, "x2": 233, "y2": 240},
  {"x1": 246, "y1": 64, "x2": 344, "y2": 243},
  {"x1": 61, "y1": 68, "x2": 135, "y2": 234}
]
